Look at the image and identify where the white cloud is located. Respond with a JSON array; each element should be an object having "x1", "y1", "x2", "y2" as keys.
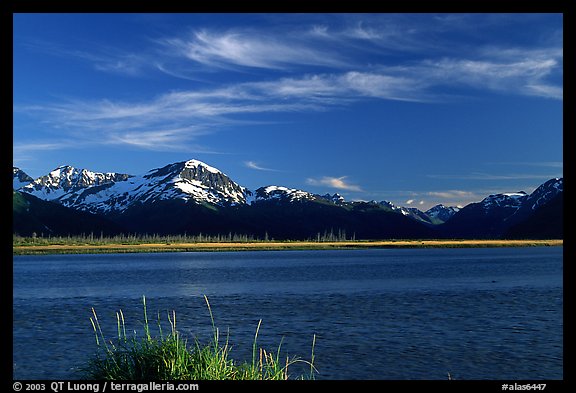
[
  {"x1": 306, "y1": 176, "x2": 363, "y2": 192},
  {"x1": 405, "y1": 199, "x2": 414, "y2": 205},
  {"x1": 341, "y1": 71, "x2": 423, "y2": 101},
  {"x1": 415, "y1": 48, "x2": 563, "y2": 99},
  {"x1": 422, "y1": 190, "x2": 485, "y2": 210},
  {"x1": 524, "y1": 83, "x2": 563, "y2": 100},
  {"x1": 13, "y1": 142, "x2": 67, "y2": 154},
  {"x1": 346, "y1": 23, "x2": 384, "y2": 40},
  {"x1": 249, "y1": 71, "x2": 427, "y2": 103},
  {"x1": 15, "y1": 70, "x2": 430, "y2": 154},
  {"x1": 244, "y1": 161, "x2": 279, "y2": 172},
  {"x1": 108, "y1": 127, "x2": 208, "y2": 151},
  {"x1": 15, "y1": 20, "x2": 562, "y2": 158},
  {"x1": 160, "y1": 29, "x2": 348, "y2": 71},
  {"x1": 309, "y1": 25, "x2": 330, "y2": 38},
  {"x1": 428, "y1": 172, "x2": 562, "y2": 181},
  {"x1": 16, "y1": 47, "x2": 562, "y2": 155},
  {"x1": 427, "y1": 190, "x2": 478, "y2": 199},
  {"x1": 487, "y1": 161, "x2": 563, "y2": 168},
  {"x1": 20, "y1": 16, "x2": 562, "y2": 102}
]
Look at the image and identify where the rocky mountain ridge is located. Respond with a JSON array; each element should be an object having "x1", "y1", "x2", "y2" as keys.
[{"x1": 13, "y1": 161, "x2": 563, "y2": 239}]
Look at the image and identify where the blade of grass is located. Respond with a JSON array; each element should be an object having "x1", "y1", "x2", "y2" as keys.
[
  {"x1": 142, "y1": 295, "x2": 150, "y2": 341},
  {"x1": 252, "y1": 319, "x2": 262, "y2": 372}
]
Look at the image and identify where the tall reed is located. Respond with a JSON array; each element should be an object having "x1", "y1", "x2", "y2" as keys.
[{"x1": 84, "y1": 296, "x2": 317, "y2": 380}]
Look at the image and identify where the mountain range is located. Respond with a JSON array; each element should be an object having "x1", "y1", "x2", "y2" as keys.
[{"x1": 12, "y1": 160, "x2": 563, "y2": 239}]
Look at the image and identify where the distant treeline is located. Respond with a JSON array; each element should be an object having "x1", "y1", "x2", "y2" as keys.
[{"x1": 13, "y1": 229, "x2": 356, "y2": 246}]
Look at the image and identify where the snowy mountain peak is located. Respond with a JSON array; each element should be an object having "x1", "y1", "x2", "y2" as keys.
[
  {"x1": 19, "y1": 159, "x2": 251, "y2": 214},
  {"x1": 478, "y1": 178, "x2": 562, "y2": 213},
  {"x1": 524, "y1": 177, "x2": 563, "y2": 211},
  {"x1": 183, "y1": 159, "x2": 222, "y2": 174},
  {"x1": 379, "y1": 200, "x2": 405, "y2": 214},
  {"x1": 13, "y1": 167, "x2": 34, "y2": 190},
  {"x1": 21, "y1": 165, "x2": 132, "y2": 201},
  {"x1": 145, "y1": 160, "x2": 231, "y2": 182},
  {"x1": 425, "y1": 204, "x2": 460, "y2": 223},
  {"x1": 481, "y1": 191, "x2": 528, "y2": 210},
  {"x1": 173, "y1": 160, "x2": 250, "y2": 205},
  {"x1": 108, "y1": 159, "x2": 251, "y2": 211},
  {"x1": 502, "y1": 192, "x2": 528, "y2": 198},
  {"x1": 377, "y1": 200, "x2": 433, "y2": 223},
  {"x1": 255, "y1": 186, "x2": 316, "y2": 203},
  {"x1": 320, "y1": 193, "x2": 346, "y2": 204}
]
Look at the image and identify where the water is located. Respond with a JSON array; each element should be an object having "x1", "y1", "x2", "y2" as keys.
[{"x1": 13, "y1": 247, "x2": 563, "y2": 380}]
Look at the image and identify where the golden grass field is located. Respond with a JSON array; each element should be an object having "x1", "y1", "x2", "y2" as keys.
[{"x1": 13, "y1": 239, "x2": 563, "y2": 255}]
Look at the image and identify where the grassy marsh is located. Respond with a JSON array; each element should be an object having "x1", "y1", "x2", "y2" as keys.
[{"x1": 13, "y1": 236, "x2": 563, "y2": 255}]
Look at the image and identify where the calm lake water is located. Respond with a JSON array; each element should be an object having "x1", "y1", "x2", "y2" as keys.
[{"x1": 13, "y1": 247, "x2": 563, "y2": 380}]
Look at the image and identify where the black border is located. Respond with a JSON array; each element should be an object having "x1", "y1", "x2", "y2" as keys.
[
  {"x1": 5, "y1": 0, "x2": 572, "y2": 391},
  {"x1": 5, "y1": 1, "x2": 570, "y2": 14}
]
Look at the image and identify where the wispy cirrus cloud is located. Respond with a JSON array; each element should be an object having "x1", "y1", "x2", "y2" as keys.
[
  {"x1": 426, "y1": 190, "x2": 478, "y2": 199},
  {"x1": 427, "y1": 172, "x2": 563, "y2": 181},
  {"x1": 28, "y1": 18, "x2": 561, "y2": 100},
  {"x1": 415, "y1": 48, "x2": 563, "y2": 99},
  {"x1": 244, "y1": 161, "x2": 280, "y2": 172},
  {"x1": 108, "y1": 126, "x2": 215, "y2": 151},
  {"x1": 18, "y1": 38, "x2": 151, "y2": 77},
  {"x1": 405, "y1": 199, "x2": 425, "y2": 206},
  {"x1": 154, "y1": 23, "x2": 562, "y2": 99},
  {"x1": 306, "y1": 176, "x2": 363, "y2": 192},
  {"x1": 486, "y1": 161, "x2": 563, "y2": 168},
  {"x1": 14, "y1": 70, "x2": 427, "y2": 153},
  {"x1": 13, "y1": 142, "x2": 67, "y2": 154},
  {"x1": 19, "y1": 19, "x2": 563, "y2": 101},
  {"x1": 14, "y1": 16, "x2": 562, "y2": 157},
  {"x1": 158, "y1": 29, "x2": 349, "y2": 71},
  {"x1": 15, "y1": 49, "x2": 562, "y2": 155},
  {"x1": 422, "y1": 190, "x2": 485, "y2": 209}
]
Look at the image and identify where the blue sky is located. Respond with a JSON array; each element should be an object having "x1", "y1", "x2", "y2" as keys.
[{"x1": 13, "y1": 13, "x2": 563, "y2": 210}]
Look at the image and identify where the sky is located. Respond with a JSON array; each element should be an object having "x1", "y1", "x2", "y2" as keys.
[{"x1": 13, "y1": 13, "x2": 563, "y2": 210}]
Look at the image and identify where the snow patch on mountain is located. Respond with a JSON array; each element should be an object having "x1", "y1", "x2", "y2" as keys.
[
  {"x1": 525, "y1": 177, "x2": 563, "y2": 211},
  {"x1": 13, "y1": 167, "x2": 34, "y2": 190},
  {"x1": 255, "y1": 186, "x2": 316, "y2": 203},
  {"x1": 319, "y1": 193, "x2": 346, "y2": 204},
  {"x1": 481, "y1": 191, "x2": 528, "y2": 210},
  {"x1": 425, "y1": 204, "x2": 460, "y2": 223},
  {"x1": 183, "y1": 159, "x2": 222, "y2": 174},
  {"x1": 21, "y1": 165, "x2": 132, "y2": 202}
]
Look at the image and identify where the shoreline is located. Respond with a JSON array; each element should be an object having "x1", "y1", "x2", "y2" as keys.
[{"x1": 12, "y1": 239, "x2": 563, "y2": 255}]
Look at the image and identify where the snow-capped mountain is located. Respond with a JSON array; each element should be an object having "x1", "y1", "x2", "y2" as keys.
[
  {"x1": 14, "y1": 159, "x2": 562, "y2": 239},
  {"x1": 20, "y1": 160, "x2": 250, "y2": 214},
  {"x1": 474, "y1": 178, "x2": 563, "y2": 222},
  {"x1": 440, "y1": 178, "x2": 563, "y2": 238},
  {"x1": 254, "y1": 186, "x2": 316, "y2": 203},
  {"x1": 481, "y1": 191, "x2": 527, "y2": 211},
  {"x1": 521, "y1": 177, "x2": 563, "y2": 211},
  {"x1": 425, "y1": 204, "x2": 460, "y2": 223},
  {"x1": 254, "y1": 187, "x2": 348, "y2": 204},
  {"x1": 320, "y1": 193, "x2": 346, "y2": 205},
  {"x1": 378, "y1": 200, "x2": 436, "y2": 224},
  {"x1": 156, "y1": 159, "x2": 250, "y2": 206},
  {"x1": 21, "y1": 165, "x2": 132, "y2": 202},
  {"x1": 379, "y1": 200, "x2": 408, "y2": 214},
  {"x1": 13, "y1": 167, "x2": 34, "y2": 190}
]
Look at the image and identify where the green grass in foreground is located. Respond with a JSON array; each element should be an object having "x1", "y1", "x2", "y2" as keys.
[{"x1": 84, "y1": 296, "x2": 317, "y2": 380}]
